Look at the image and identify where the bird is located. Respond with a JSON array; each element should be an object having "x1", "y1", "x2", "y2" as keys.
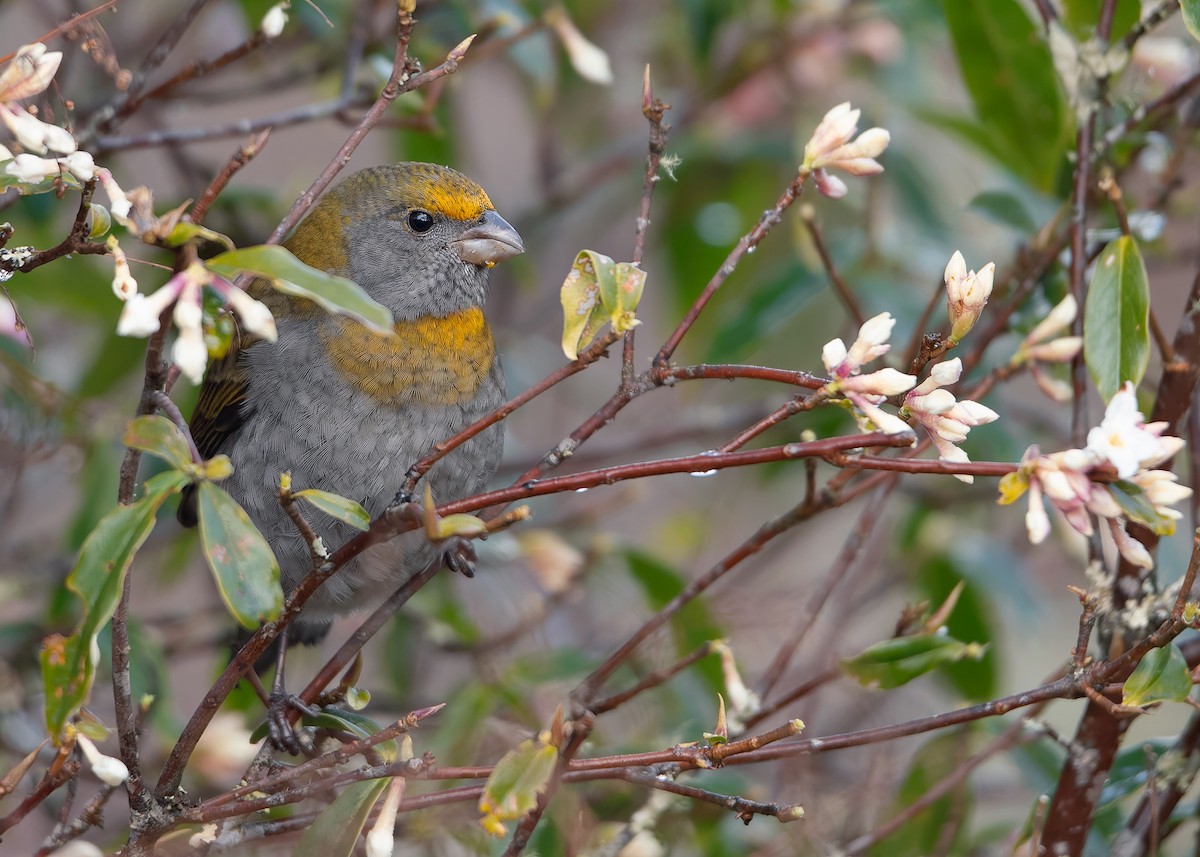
[{"x1": 179, "y1": 162, "x2": 523, "y2": 740}]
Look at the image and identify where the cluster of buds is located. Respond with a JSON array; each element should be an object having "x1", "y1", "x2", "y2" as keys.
[
  {"x1": 944, "y1": 251, "x2": 994, "y2": 343},
  {"x1": 0, "y1": 44, "x2": 127, "y2": 212},
  {"x1": 118, "y1": 262, "x2": 277, "y2": 384},
  {"x1": 902, "y1": 358, "x2": 998, "y2": 483},
  {"x1": 1000, "y1": 383, "x2": 1190, "y2": 568},
  {"x1": 822, "y1": 312, "x2": 916, "y2": 436},
  {"x1": 1011, "y1": 294, "x2": 1083, "y2": 401},
  {"x1": 801, "y1": 102, "x2": 890, "y2": 199}
]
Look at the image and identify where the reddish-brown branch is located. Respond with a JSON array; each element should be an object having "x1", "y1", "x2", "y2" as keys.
[
  {"x1": 655, "y1": 170, "x2": 808, "y2": 365},
  {"x1": 189, "y1": 129, "x2": 272, "y2": 225}
]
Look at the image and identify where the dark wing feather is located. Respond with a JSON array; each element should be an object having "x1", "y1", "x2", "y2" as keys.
[{"x1": 178, "y1": 322, "x2": 262, "y2": 527}]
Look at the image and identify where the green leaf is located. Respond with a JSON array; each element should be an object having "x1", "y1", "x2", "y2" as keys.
[
  {"x1": 1109, "y1": 480, "x2": 1178, "y2": 536},
  {"x1": 123, "y1": 414, "x2": 193, "y2": 471},
  {"x1": 867, "y1": 731, "x2": 974, "y2": 857},
  {"x1": 1084, "y1": 236, "x2": 1150, "y2": 402},
  {"x1": 842, "y1": 634, "x2": 987, "y2": 690},
  {"x1": 165, "y1": 221, "x2": 234, "y2": 250},
  {"x1": 966, "y1": 190, "x2": 1039, "y2": 233},
  {"x1": 478, "y1": 737, "x2": 559, "y2": 837},
  {"x1": 195, "y1": 481, "x2": 283, "y2": 629},
  {"x1": 1063, "y1": 0, "x2": 1141, "y2": 39},
  {"x1": 1178, "y1": 0, "x2": 1200, "y2": 43},
  {"x1": 207, "y1": 245, "x2": 393, "y2": 333},
  {"x1": 40, "y1": 470, "x2": 188, "y2": 740},
  {"x1": 293, "y1": 488, "x2": 371, "y2": 531},
  {"x1": 295, "y1": 779, "x2": 388, "y2": 857},
  {"x1": 625, "y1": 549, "x2": 724, "y2": 694},
  {"x1": 941, "y1": 0, "x2": 1071, "y2": 191},
  {"x1": 917, "y1": 557, "x2": 999, "y2": 701},
  {"x1": 1122, "y1": 643, "x2": 1192, "y2": 708}
]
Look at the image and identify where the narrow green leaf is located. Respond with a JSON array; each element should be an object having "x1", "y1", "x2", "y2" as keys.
[
  {"x1": 842, "y1": 634, "x2": 987, "y2": 690},
  {"x1": 207, "y1": 245, "x2": 393, "y2": 333},
  {"x1": 293, "y1": 488, "x2": 371, "y2": 531},
  {"x1": 295, "y1": 779, "x2": 388, "y2": 857},
  {"x1": 1084, "y1": 236, "x2": 1150, "y2": 402},
  {"x1": 1180, "y1": 0, "x2": 1200, "y2": 42},
  {"x1": 195, "y1": 481, "x2": 283, "y2": 629},
  {"x1": 1123, "y1": 643, "x2": 1192, "y2": 707},
  {"x1": 123, "y1": 414, "x2": 193, "y2": 471},
  {"x1": 941, "y1": 0, "x2": 1071, "y2": 190},
  {"x1": 40, "y1": 471, "x2": 187, "y2": 740}
]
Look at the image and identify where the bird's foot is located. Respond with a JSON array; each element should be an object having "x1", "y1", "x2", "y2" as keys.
[
  {"x1": 440, "y1": 535, "x2": 478, "y2": 577},
  {"x1": 267, "y1": 691, "x2": 319, "y2": 755}
]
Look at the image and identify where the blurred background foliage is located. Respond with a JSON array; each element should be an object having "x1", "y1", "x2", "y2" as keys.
[{"x1": 2, "y1": 0, "x2": 1200, "y2": 854}]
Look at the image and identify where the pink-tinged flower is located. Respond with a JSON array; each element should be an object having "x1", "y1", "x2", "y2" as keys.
[
  {"x1": 904, "y1": 358, "x2": 998, "y2": 483},
  {"x1": 944, "y1": 251, "x2": 994, "y2": 343},
  {"x1": 1085, "y1": 382, "x2": 1183, "y2": 478},
  {"x1": 117, "y1": 262, "x2": 277, "y2": 384},
  {"x1": 801, "y1": 102, "x2": 889, "y2": 199},
  {"x1": 96, "y1": 168, "x2": 131, "y2": 221},
  {"x1": 1014, "y1": 295, "x2": 1082, "y2": 401},
  {"x1": 0, "y1": 43, "x2": 62, "y2": 102},
  {"x1": 0, "y1": 103, "x2": 75, "y2": 154},
  {"x1": 1129, "y1": 469, "x2": 1192, "y2": 519},
  {"x1": 821, "y1": 312, "x2": 915, "y2": 438},
  {"x1": 0, "y1": 292, "x2": 31, "y2": 348}
]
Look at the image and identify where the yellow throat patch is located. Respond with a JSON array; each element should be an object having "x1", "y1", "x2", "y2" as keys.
[{"x1": 319, "y1": 308, "x2": 496, "y2": 406}]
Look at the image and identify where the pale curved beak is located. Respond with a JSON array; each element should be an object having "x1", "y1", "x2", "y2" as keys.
[{"x1": 453, "y1": 209, "x2": 525, "y2": 267}]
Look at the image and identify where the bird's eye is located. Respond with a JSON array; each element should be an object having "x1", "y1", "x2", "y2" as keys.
[{"x1": 407, "y1": 210, "x2": 434, "y2": 233}]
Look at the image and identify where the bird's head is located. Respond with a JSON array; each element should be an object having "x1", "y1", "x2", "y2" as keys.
[{"x1": 285, "y1": 162, "x2": 524, "y2": 321}]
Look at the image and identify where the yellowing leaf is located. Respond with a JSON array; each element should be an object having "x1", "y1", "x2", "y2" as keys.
[
  {"x1": 996, "y1": 470, "x2": 1029, "y2": 505},
  {"x1": 1123, "y1": 643, "x2": 1192, "y2": 708},
  {"x1": 195, "y1": 481, "x2": 282, "y2": 629},
  {"x1": 478, "y1": 737, "x2": 558, "y2": 837},
  {"x1": 293, "y1": 488, "x2": 371, "y2": 531},
  {"x1": 560, "y1": 249, "x2": 613, "y2": 359}
]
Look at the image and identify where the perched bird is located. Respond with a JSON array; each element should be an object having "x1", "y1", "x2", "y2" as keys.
[{"x1": 180, "y1": 162, "x2": 523, "y2": 653}]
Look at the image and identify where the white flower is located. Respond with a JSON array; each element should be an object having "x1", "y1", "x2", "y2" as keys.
[
  {"x1": 904, "y1": 358, "x2": 998, "y2": 483},
  {"x1": 801, "y1": 102, "x2": 889, "y2": 198},
  {"x1": 366, "y1": 779, "x2": 404, "y2": 857},
  {"x1": 1085, "y1": 382, "x2": 1180, "y2": 478},
  {"x1": 0, "y1": 43, "x2": 62, "y2": 102},
  {"x1": 1025, "y1": 336, "x2": 1082, "y2": 363},
  {"x1": 0, "y1": 103, "x2": 76, "y2": 154},
  {"x1": 211, "y1": 276, "x2": 277, "y2": 340},
  {"x1": 1025, "y1": 294, "x2": 1077, "y2": 346},
  {"x1": 4, "y1": 152, "x2": 62, "y2": 182},
  {"x1": 76, "y1": 734, "x2": 128, "y2": 786},
  {"x1": 1025, "y1": 480, "x2": 1051, "y2": 544},
  {"x1": 96, "y1": 168, "x2": 131, "y2": 220},
  {"x1": 547, "y1": 6, "x2": 613, "y2": 85},
  {"x1": 260, "y1": 2, "x2": 289, "y2": 38},
  {"x1": 839, "y1": 367, "x2": 916, "y2": 396},
  {"x1": 944, "y1": 251, "x2": 994, "y2": 342}
]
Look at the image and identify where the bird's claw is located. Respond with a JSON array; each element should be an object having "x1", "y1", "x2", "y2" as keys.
[
  {"x1": 441, "y1": 535, "x2": 478, "y2": 578},
  {"x1": 268, "y1": 691, "x2": 318, "y2": 755}
]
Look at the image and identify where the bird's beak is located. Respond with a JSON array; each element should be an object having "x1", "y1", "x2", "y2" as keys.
[{"x1": 453, "y1": 210, "x2": 525, "y2": 268}]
